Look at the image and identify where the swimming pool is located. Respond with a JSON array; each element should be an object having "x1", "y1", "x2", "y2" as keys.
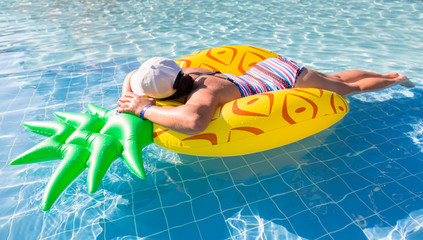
[{"x1": 1, "y1": 0, "x2": 423, "y2": 239}]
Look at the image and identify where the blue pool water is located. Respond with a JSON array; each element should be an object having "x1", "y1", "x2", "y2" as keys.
[{"x1": 1, "y1": 0, "x2": 423, "y2": 239}]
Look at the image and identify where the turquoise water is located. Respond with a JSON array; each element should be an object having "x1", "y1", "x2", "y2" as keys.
[{"x1": 1, "y1": 0, "x2": 423, "y2": 239}]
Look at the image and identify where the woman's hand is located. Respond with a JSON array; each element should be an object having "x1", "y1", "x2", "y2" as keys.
[{"x1": 117, "y1": 92, "x2": 156, "y2": 116}]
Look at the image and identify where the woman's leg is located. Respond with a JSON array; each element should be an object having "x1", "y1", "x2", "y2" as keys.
[
  {"x1": 328, "y1": 70, "x2": 399, "y2": 83},
  {"x1": 296, "y1": 68, "x2": 408, "y2": 96}
]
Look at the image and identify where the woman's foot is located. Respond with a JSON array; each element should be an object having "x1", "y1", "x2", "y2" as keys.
[
  {"x1": 397, "y1": 75, "x2": 415, "y2": 88},
  {"x1": 383, "y1": 72, "x2": 400, "y2": 78}
]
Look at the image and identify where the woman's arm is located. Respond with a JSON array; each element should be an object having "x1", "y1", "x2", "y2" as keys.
[
  {"x1": 116, "y1": 87, "x2": 219, "y2": 135},
  {"x1": 121, "y1": 70, "x2": 137, "y2": 95}
]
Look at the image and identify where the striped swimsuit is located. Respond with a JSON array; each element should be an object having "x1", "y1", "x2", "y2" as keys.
[{"x1": 223, "y1": 56, "x2": 304, "y2": 97}]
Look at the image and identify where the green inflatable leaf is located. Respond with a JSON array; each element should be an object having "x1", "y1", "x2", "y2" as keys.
[{"x1": 10, "y1": 104, "x2": 153, "y2": 211}]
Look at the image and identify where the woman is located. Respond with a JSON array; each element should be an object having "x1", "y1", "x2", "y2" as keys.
[{"x1": 117, "y1": 56, "x2": 413, "y2": 135}]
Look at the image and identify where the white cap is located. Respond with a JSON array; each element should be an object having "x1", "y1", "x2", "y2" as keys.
[{"x1": 130, "y1": 57, "x2": 181, "y2": 98}]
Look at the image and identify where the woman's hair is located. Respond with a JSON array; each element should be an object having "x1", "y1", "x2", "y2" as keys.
[{"x1": 162, "y1": 71, "x2": 194, "y2": 100}]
